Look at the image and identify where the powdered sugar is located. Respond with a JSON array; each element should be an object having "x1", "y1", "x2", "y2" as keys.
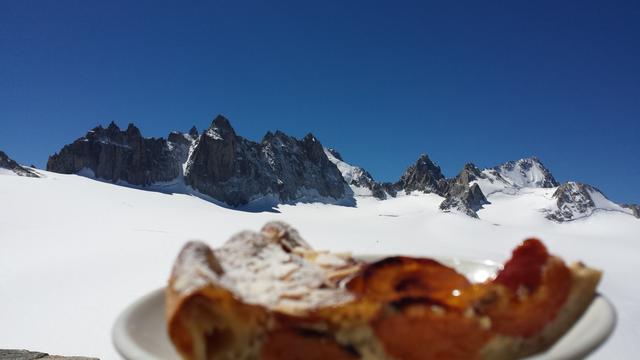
[{"x1": 171, "y1": 224, "x2": 357, "y2": 314}]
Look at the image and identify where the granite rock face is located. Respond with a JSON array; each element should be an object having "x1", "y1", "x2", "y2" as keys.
[
  {"x1": 48, "y1": 116, "x2": 352, "y2": 207},
  {"x1": 0, "y1": 151, "x2": 40, "y2": 177},
  {"x1": 185, "y1": 116, "x2": 351, "y2": 206},
  {"x1": 396, "y1": 154, "x2": 448, "y2": 195},
  {"x1": 46, "y1": 122, "x2": 195, "y2": 185},
  {"x1": 455, "y1": 162, "x2": 487, "y2": 184},
  {"x1": 439, "y1": 163, "x2": 489, "y2": 218},
  {"x1": 44, "y1": 117, "x2": 638, "y2": 219},
  {"x1": 546, "y1": 182, "x2": 601, "y2": 222},
  {"x1": 439, "y1": 184, "x2": 488, "y2": 218}
]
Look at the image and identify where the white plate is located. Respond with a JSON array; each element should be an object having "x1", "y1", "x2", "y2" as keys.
[{"x1": 112, "y1": 256, "x2": 616, "y2": 360}]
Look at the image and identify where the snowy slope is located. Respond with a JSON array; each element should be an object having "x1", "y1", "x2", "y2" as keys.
[
  {"x1": 323, "y1": 148, "x2": 375, "y2": 196},
  {"x1": 544, "y1": 182, "x2": 634, "y2": 222},
  {"x1": 473, "y1": 157, "x2": 558, "y2": 196},
  {"x1": 491, "y1": 157, "x2": 558, "y2": 188},
  {"x1": 1, "y1": 172, "x2": 639, "y2": 359}
]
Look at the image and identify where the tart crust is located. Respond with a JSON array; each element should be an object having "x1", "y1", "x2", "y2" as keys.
[{"x1": 166, "y1": 222, "x2": 602, "y2": 360}]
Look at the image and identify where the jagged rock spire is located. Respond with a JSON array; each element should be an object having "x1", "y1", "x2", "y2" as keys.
[
  {"x1": 396, "y1": 153, "x2": 447, "y2": 195},
  {"x1": 208, "y1": 114, "x2": 236, "y2": 139}
]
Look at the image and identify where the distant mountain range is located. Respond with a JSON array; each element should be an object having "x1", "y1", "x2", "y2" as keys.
[{"x1": 2, "y1": 115, "x2": 638, "y2": 222}]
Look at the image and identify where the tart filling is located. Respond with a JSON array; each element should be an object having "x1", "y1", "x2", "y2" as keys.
[{"x1": 166, "y1": 222, "x2": 602, "y2": 360}]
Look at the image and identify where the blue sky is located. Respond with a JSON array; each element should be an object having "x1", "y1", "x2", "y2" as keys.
[{"x1": 1, "y1": 1, "x2": 639, "y2": 203}]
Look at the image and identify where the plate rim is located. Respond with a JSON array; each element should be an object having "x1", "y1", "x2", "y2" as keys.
[
  {"x1": 112, "y1": 255, "x2": 616, "y2": 360},
  {"x1": 112, "y1": 287, "x2": 169, "y2": 360}
]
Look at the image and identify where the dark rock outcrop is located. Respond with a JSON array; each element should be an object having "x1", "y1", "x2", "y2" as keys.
[
  {"x1": 546, "y1": 182, "x2": 601, "y2": 222},
  {"x1": 396, "y1": 154, "x2": 448, "y2": 195},
  {"x1": 47, "y1": 122, "x2": 194, "y2": 185},
  {"x1": 48, "y1": 115, "x2": 351, "y2": 207},
  {"x1": 439, "y1": 163, "x2": 489, "y2": 218},
  {"x1": 46, "y1": 116, "x2": 639, "y2": 219},
  {"x1": 380, "y1": 182, "x2": 398, "y2": 198},
  {"x1": 622, "y1": 204, "x2": 640, "y2": 218},
  {"x1": 455, "y1": 162, "x2": 487, "y2": 184},
  {"x1": 0, "y1": 151, "x2": 40, "y2": 177},
  {"x1": 185, "y1": 116, "x2": 350, "y2": 206},
  {"x1": 439, "y1": 184, "x2": 488, "y2": 218},
  {"x1": 188, "y1": 126, "x2": 199, "y2": 138}
]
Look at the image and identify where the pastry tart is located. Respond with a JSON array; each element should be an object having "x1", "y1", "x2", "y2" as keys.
[{"x1": 166, "y1": 222, "x2": 601, "y2": 360}]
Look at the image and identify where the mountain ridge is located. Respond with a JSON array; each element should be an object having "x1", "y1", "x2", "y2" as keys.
[
  {"x1": 41, "y1": 115, "x2": 638, "y2": 221},
  {"x1": 0, "y1": 150, "x2": 40, "y2": 178}
]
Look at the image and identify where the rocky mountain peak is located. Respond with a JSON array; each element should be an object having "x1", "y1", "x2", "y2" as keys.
[
  {"x1": 439, "y1": 183, "x2": 488, "y2": 218},
  {"x1": 206, "y1": 115, "x2": 236, "y2": 140},
  {"x1": 47, "y1": 122, "x2": 186, "y2": 185},
  {"x1": 458, "y1": 163, "x2": 485, "y2": 185},
  {"x1": 301, "y1": 133, "x2": 326, "y2": 163},
  {"x1": 439, "y1": 163, "x2": 489, "y2": 218},
  {"x1": 493, "y1": 156, "x2": 558, "y2": 188},
  {"x1": 167, "y1": 130, "x2": 196, "y2": 146},
  {"x1": 125, "y1": 123, "x2": 142, "y2": 137},
  {"x1": 107, "y1": 121, "x2": 120, "y2": 131},
  {"x1": 546, "y1": 182, "x2": 604, "y2": 222},
  {"x1": 183, "y1": 119, "x2": 352, "y2": 206},
  {"x1": 188, "y1": 126, "x2": 199, "y2": 138},
  {"x1": 397, "y1": 153, "x2": 447, "y2": 195}
]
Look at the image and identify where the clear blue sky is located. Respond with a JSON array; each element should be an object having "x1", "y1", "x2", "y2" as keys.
[{"x1": 1, "y1": 1, "x2": 639, "y2": 203}]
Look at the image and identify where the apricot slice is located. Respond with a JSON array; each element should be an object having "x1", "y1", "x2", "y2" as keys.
[{"x1": 346, "y1": 256, "x2": 471, "y2": 308}]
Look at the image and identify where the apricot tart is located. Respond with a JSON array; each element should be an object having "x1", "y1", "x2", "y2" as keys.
[{"x1": 166, "y1": 222, "x2": 601, "y2": 360}]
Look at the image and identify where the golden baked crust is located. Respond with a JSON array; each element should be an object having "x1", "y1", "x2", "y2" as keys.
[
  {"x1": 166, "y1": 222, "x2": 602, "y2": 360},
  {"x1": 480, "y1": 262, "x2": 602, "y2": 359},
  {"x1": 166, "y1": 222, "x2": 363, "y2": 359}
]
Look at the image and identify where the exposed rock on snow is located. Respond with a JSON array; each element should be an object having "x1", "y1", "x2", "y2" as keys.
[
  {"x1": 621, "y1": 204, "x2": 640, "y2": 218},
  {"x1": 46, "y1": 122, "x2": 193, "y2": 185},
  {"x1": 545, "y1": 182, "x2": 629, "y2": 222},
  {"x1": 183, "y1": 116, "x2": 352, "y2": 206},
  {"x1": 48, "y1": 116, "x2": 352, "y2": 207},
  {"x1": 439, "y1": 184, "x2": 488, "y2": 218},
  {"x1": 492, "y1": 156, "x2": 558, "y2": 188},
  {"x1": 455, "y1": 162, "x2": 486, "y2": 184},
  {"x1": 43, "y1": 119, "x2": 638, "y2": 220},
  {"x1": 0, "y1": 151, "x2": 40, "y2": 177},
  {"x1": 324, "y1": 147, "x2": 392, "y2": 199},
  {"x1": 469, "y1": 157, "x2": 559, "y2": 196},
  {"x1": 440, "y1": 163, "x2": 489, "y2": 218},
  {"x1": 396, "y1": 154, "x2": 448, "y2": 195}
]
